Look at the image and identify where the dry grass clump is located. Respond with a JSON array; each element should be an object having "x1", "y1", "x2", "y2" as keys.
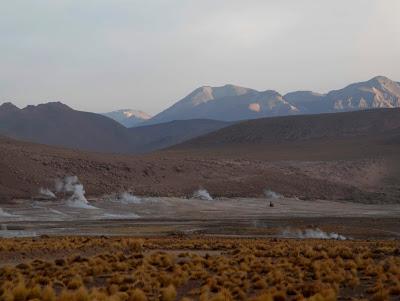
[
  {"x1": 129, "y1": 288, "x2": 147, "y2": 301},
  {"x1": 0, "y1": 236, "x2": 399, "y2": 300},
  {"x1": 160, "y1": 285, "x2": 176, "y2": 301}
]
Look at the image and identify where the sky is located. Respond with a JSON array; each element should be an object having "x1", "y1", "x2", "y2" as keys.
[{"x1": 1, "y1": 0, "x2": 400, "y2": 115}]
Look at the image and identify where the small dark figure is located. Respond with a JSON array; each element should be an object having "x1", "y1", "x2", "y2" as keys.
[{"x1": 269, "y1": 201, "x2": 274, "y2": 207}]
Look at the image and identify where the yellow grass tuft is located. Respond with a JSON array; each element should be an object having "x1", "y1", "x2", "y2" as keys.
[
  {"x1": 129, "y1": 288, "x2": 147, "y2": 301},
  {"x1": 161, "y1": 284, "x2": 177, "y2": 301},
  {"x1": 41, "y1": 285, "x2": 56, "y2": 301}
]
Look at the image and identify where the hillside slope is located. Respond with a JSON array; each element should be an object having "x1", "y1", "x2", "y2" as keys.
[
  {"x1": 0, "y1": 102, "x2": 132, "y2": 153},
  {"x1": 127, "y1": 119, "x2": 231, "y2": 153},
  {"x1": 1, "y1": 108, "x2": 400, "y2": 203},
  {"x1": 0, "y1": 102, "x2": 229, "y2": 153},
  {"x1": 175, "y1": 108, "x2": 400, "y2": 149}
]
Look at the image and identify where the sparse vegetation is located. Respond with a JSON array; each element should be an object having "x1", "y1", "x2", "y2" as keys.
[{"x1": 0, "y1": 236, "x2": 399, "y2": 300}]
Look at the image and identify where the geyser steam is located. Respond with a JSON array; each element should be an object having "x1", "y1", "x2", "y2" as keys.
[
  {"x1": 193, "y1": 188, "x2": 213, "y2": 201},
  {"x1": 39, "y1": 188, "x2": 56, "y2": 199},
  {"x1": 116, "y1": 192, "x2": 141, "y2": 204},
  {"x1": 282, "y1": 228, "x2": 347, "y2": 240},
  {"x1": 264, "y1": 189, "x2": 282, "y2": 199},
  {"x1": 55, "y1": 176, "x2": 97, "y2": 209}
]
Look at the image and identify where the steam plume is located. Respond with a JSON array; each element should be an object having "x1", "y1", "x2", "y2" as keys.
[
  {"x1": 116, "y1": 192, "x2": 141, "y2": 204},
  {"x1": 282, "y1": 228, "x2": 347, "y2": 240},
  {"x1": 39, "y1": 188, "x2": 56, "y2": 199},
  {"x1": 55, "y1": 176, "x2": 98, "y2": 209},
  {"x1": 264, "y1": 189, "x2": 282, "y2": 199},
  {"x1": 193, "y1": 188, "x2": 213, "y2": 201}
]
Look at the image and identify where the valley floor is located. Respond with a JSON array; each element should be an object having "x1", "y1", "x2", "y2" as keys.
[{"x1": 1, "y1": 197, "x2": 399, "y2": 239}]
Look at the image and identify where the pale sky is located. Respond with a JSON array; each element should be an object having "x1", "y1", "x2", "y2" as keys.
[{"x1": 1, "y1": 0, "x2": 400, "y2": 115}]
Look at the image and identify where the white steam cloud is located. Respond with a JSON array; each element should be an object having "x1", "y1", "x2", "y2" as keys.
[
  {"x1": 282, "y1": 228, "x2": 347, "y2": 240},
  {"x1": 116, "y1": 192, "x2": 141, "y2": 204},
  {"x1": 55, "y1": 176, "x2": 98, "y2": 209},
  {"x1": 39, "y1": 188, "x2": 56, "y2": 199},
  {"x1": 264, "y1": 189, "x2": 282, "y2": 199},
  {"x1": 193, "y1": 189, "x2": 213, "y2": 201}
]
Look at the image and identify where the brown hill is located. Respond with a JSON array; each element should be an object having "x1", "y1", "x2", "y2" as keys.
[
  {"x1": 0, "y1": 102, "x2": 132, "y2": 153},
  {"x1": 127, "y1": 119, "x2": 232, "y2": 153},
  {"x1": 175, "y1": 108, "x2": 400, "y2": 150},
  {"x1": 0, "y1": 102, "x2": 229, "y2": 153}
]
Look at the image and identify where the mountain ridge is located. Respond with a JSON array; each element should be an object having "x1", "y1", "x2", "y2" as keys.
[{"x1": 143, "y1": 76, "x2": 400, "y2": 125}]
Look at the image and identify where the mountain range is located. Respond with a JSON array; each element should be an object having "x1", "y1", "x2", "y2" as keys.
[
  {"x1": 1, "y1": 76, "x2": 400, "y2": 153},
  {"x1": 143, "y1": 76, "x2": 400, "y2": 125},
  {"x1": 101, "y1": 76, "x2": 400, "y2": 128}
]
